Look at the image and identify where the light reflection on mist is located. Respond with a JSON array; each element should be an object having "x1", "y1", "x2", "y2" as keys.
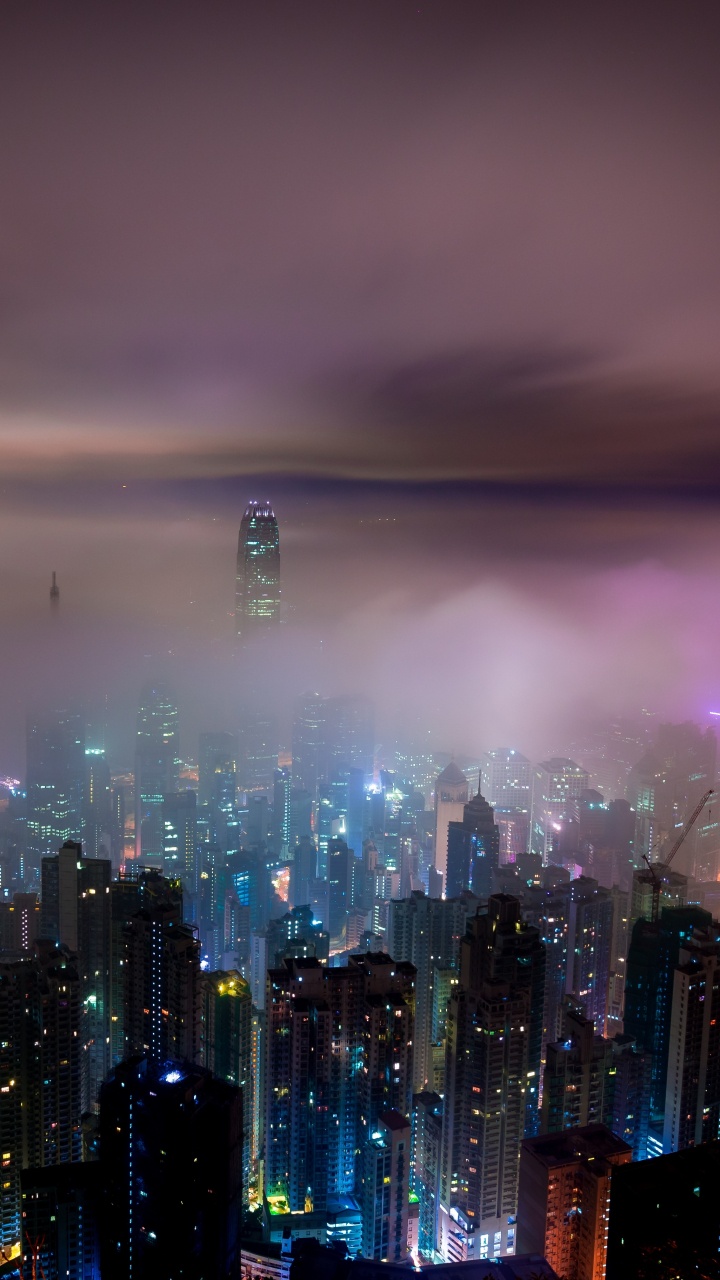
[{"x1": 1, "y1": 488, "x2": 719, "y2": 780}]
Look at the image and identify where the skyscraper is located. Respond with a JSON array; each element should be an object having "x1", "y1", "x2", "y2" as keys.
[
  {"x1": 439, "y1": 895, "x2": 545, "y2": 1261},
  {"x1": 530, "y1": 759, "x2": 589, "y2": 863},
  {"x1": 0, "y1": 942, "x2": 82, "y2": 1254},
  {"x1": 99, "y1": 1057, "x2": 242, "y2": 1280},
  {"x1": 40, "y1": 840, "x2": 111, "y2": 1112},
  {"x1": 26, "y1": 711, "x2": 85, "y2": 874},
  {"x1": 517, "y1": 1125, "x2": 631, "y2": 1280},
  {"x1": 235, "y1": 500, "x2": 281, "y2": 641},
  {"x1": 433, "y1": 763, "x2": 469, "y2": 893},
  {"x1": 134, "y1": 682, "x2": 179, "y2": 861},
  {"x1": 387, "y1": 890, "x2": 478, "y2": 1092},
  {"x1": 264, "y1": 953, "x2": 415, "y2": 1216},
  {"x1": 446, "y1": 789, "x2": 500, "y2": 899},
  {"x1": 663, "y1": 920, "x2": 720, "y2": 1152}
]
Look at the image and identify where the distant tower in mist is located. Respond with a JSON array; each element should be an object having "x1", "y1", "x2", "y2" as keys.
[
  {"x1": 235, "y1": 501, "x2": 280, "y2": 642},
  {"x1": 50, "y1": 571, "x2": 59, "y2": 611}
]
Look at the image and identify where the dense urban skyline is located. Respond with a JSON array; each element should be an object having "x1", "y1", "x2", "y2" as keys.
[{"x1": 3, "y1": 6, "x2": 720, "y2": 1275}]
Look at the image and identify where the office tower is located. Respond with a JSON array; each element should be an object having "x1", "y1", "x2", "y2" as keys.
[
  {"x1": 83, "y1": 747, "x2": 114, "y2": 861},
  {"x1": 199, "y1": 730, "x2": 238, "y2": 813},
  {"x1": 264, "y1": 953, "x2": 415, "y2": 1215},
  {"x1": 26, "y1": 710, "x2": 85, "y2": 872},
  {"x1": 228, "y1": 847, "x2": 272, "y2": 932},
  {"x1": 541, "y1": 999, "x2": 614, "y2": 1134},
  {"x1": 446, "y1": 790, "x2": 500, "y2": 899},
  {"x1": 481, "y1": 749, "x2": 532, "y2": 810},
  {"x1": 606, "y1": 886, "x2": 629, "y2": 1035},
  {"x1": 135, "y1": 682, "x2": 179, "y2": 861},
  {"x1": 530, "y1": 759, "x2": 589, "y2": 862},
  {"x1": 0, "y1": 892, "x2": 40, "y2": 950},
  {"x1": 412, "y1": 1092, "x2": 443, "y2": 1257},
  {"x1": 40, "y1": 840, "x2": 111, "y2": 1112},
  {"x1": 327, "y1": 836, "x2": 356, "y2": 944},
  {"x1": 161, "y1": 789, "x2": 197, "y2": 883},
  {"x1": 480, "y1": 749, "x2": 531, "y2": 864},
  {"x1": 387, "y1": 890, "x2": 478, "y2": 1092},
  {"x1": 239, "y1": 708, "x2": 279, "y2": 794},
  {"x1": 0, "y1": 943, "x2": 82, "y2": 1254},
  {"x1": 624, "y1": 903, "x2": 711, "y2": 1119},
  {"x1": 626, "y1": 720, "x2": 716, "y2": 866},
  {"x1": 439, "y1": 896, "x2": 545, "y2": 1261},
  {"x1": 517, "y1": 1125, "x2": 631, "y2": 1280},
  {"x1": 99, "y1": 1057, "x2": 242, "y2": 1280},
  {"x1": 521, "y1": 884, "x2": 571, "y2": 1049},
  {"x1": 433, "y1": 763, "x2": 469, "y2": 893},
  {"x1": 663, "y1": 920, "x2": 720, "y2": 1152},
  {"x1": 361, "y1": 1111, "x2": 411, "y2": 1262},
  {"x1": 20, "y1": 1163, "x2": 100, "y2": 1280},
  {"x1": 235, "y1": 499, "x2": 281, "y2": 641},
  {"x1": 292, "y1": 693, "x2": 327, "y2": 796},
  {"x1": 564, "y1": 877, "x2": 613, "y2": 1035},
  {"x1": 272, "y1": 767, "x2": 291, "y2": 854},
  {"x1": 606, "y1": 1142, "x2": 720, "y2": 1280},
  {"x1": 201, "y1": 969, "x2": 252, "y2": 1201},
  {"x1": 289, "y1": 834, "x2": 317, "y2": 908},
  {"x1": 323, "y1": 696, "x2": 374, "y2": 779},
  {"x1": 123, "y1": 879, "x2": 201, "y2": 1064},
  {"x1": 609, "y1": 1034, "x2": 651, "y2": 1160}
]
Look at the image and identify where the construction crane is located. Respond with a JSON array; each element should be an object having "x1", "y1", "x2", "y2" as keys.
[{"x1": 642, "y1": 787, "x2": 714, "y2": 923}]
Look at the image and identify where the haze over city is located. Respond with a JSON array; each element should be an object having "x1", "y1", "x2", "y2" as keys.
[{"x1": 3, "y1": 2, "x2": 720, "y2": 770}]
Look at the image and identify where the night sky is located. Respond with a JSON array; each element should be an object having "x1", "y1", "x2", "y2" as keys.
[{"x1": 3, "y1": 2, "x2": 720, "y2": 771}]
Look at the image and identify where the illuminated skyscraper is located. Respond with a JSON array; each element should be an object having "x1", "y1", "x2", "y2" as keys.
[
  {"x1": 235, "y1": 500, "x2": 281, "y2": 641},
  {"x1": 26, "y1": 711, "x2": 85, "y2": 873},
  {"x1": 135, "y1": 682, "x2": 179, "y2": 861}
]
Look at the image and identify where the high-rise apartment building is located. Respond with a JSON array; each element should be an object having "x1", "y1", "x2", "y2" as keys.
[
  {"x1": 606, "y1": 1143, "x2": 720, "y2": 1280},
  {"x1": 439, "y1": 895, "x2": 545, "y2": 1261},
  {"x1": 446, "y1": 790, "x2": 500, "y2": 900},
  {"x1": 411, "y1": 1091, "x2": 443, "y2": 1256},
  {"x1": 235, "y1": 500, "x2": 281, "y2": 641},
  {"x1": 530, "y1": 759, "x2": 589, "y2": 863},
  {"x1": 201, "y1": 969, "x2": 252, "y2": 1200},
  {"x1": 663, "y1": 920, "x2": 720, "y2": 1152},
  {"x1": 122, "y1": 880, "x2": 201, "y2": 1064},
  {"x1": 624, "y1": 903, "x2": 711, "y2": 1119},
  {"x1": 564, "y1": 877, "x2": 613, "y2": 1035},
  {"x1": 433, "y1": 763, "x2": 469, "y2": 894},
  {"x1": 264, "y1": 953, "x2": 415, "y2": 1215},
  {"x1": 40, "y1": 840, "x2": 111, "y2": 1112},
  {"x1": 387, "y1": 890, "x2": 478, "y2": 1091},
  {"x1": 135, "y1": 682, "x2": 179, "y2": 861},
  {"x1": 541, "y1": 999, "x2": 614, "y2": 1135},
  {"x1": 26, "y1": 711, "x2": 85, "y2": 874},
  {"x1": 0, "y1": 942, "x2": 82, "y2": 1254},
  {"x1": 517, "y1": 1125, "x2": 631, "y2": 1280},
  {"x1": 99, "y1": 1057, "x2": 242, "y2": 1280},
  {"x1": 361, "y1": 1110, "x2": 412, "y2": 1262}
]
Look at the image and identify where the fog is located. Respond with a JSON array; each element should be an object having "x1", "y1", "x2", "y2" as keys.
[{"x1": 2, "y1": 2, "x2": 720, "y2": 779}]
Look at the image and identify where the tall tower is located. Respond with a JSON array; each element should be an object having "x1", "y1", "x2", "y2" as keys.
[
  {"x1": 235, "y1": 501, "x2": 280, "y2": 641},
  {"x1": 135, "y1": 682, "x2": 179, "y2": 861},
  {"x1": 439, "y1": 895, "x2": 545, "y2": 1261}
]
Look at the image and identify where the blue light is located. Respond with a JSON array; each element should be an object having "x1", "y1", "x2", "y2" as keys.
[{"x1": 161, "y1": 1069, "x2": 184, "y2": 1085}]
